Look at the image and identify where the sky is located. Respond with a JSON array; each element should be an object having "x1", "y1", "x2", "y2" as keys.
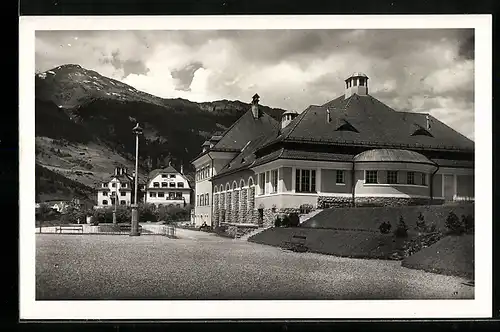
[{"x1": 35, "y1": 29, "x2": 475, "y2": 140}]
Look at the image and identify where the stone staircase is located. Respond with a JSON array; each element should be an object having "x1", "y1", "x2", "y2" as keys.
[
  {"x1": 237, "y1": 226, "x2": 272, "y2": 241},
  {"x1": 299, "y1": 209, "x2": 324, "y2": 224}
]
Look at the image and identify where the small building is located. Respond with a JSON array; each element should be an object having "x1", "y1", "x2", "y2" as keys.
[
  {"x1": 191, "y1": 73, "x2": 474, "y2": 228},
  {"x1": 145, "y1": 163, "x2": 192, "y2": 208},
  {"x1": 96, "y1": 166, "x2": 134, "y2": 208}
]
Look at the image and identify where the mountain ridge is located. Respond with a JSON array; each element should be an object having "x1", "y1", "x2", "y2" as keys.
[{"x1": 35, "y1": 64, "x2": 287, "y2": 204}]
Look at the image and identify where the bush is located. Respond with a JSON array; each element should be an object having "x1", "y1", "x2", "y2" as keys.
[
  {"x1": 274, "y1": 216, "x2": 282, "y2": 227},
  {"x1": 92, "y1": 207, "x2": 114, "y2": 223},
  {"x1": 394, "y1": 216, "x2": 408, "y2": 238},
  {"x1": 379, "y1": 221, "x2": 392, "y2": 234},
  {"x1": 416, "y1": 212, "x2": 426, "y2": 231},
  {"x1": 445, "y1": 211, "x2": 463, "y2": 235},
  {"x1": 281, "y1": 215, "x2": 291, "y2": 227},
  {"x1": 138, "y1": 203, "x2": 157, "y2": 223},
  {"x1": 288, "y1": 213, "x2": 300, "y2": 227},
  {"x1": 462, "y1": 214, "x2": 474, "y2": 234}
]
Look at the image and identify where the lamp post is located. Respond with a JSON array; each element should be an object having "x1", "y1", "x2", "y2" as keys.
[
  {"x1": 112, "y1": 190, "x2": 117, "y2": 224},
  {"x1": 130, "y1": 122, "x2": 143, "y2": 236}
]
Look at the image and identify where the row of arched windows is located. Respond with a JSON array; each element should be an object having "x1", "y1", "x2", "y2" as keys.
[{"x1": 213, "y1": 177, "x2": 254, "y2": 194}]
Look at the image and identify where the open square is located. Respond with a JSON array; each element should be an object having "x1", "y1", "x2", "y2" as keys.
[{"x1": 36, "y1": 230, "x2": 474, "y2": 300}]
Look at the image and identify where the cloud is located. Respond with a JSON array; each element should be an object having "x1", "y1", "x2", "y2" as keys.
[{"x1": 35, "y1": 29, "x2": 475, "y2": 140}]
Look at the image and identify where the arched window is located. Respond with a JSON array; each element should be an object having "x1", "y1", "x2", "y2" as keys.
[
  {"x1": 226, "y1": 183, "x2": 230, "y2": 191},
  {"x1": 214, "y1": 187, "x2": 218, "y2": 194},
  {"x1": 220, "y1": 184, "x2": 224, "y2": 192},
  {"x1": 248, "y1": 177, "x2": 254, "y2": 186},
  {"x1": 232, "y1": 181, "x2": 238, "y2": 190},
  {"x1": 240, "y1": 179, "x2": 246, "y2": 188}
]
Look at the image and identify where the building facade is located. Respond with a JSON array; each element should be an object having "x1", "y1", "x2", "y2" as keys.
[
  {"x1": 192, "y1": 73, "x2": 474, "y2": 228},
  {"x1": 96, "y1": 166, "x2": 134, "y2": 208},
  {"x1": 145, "y1": 163, "x2": 192, "y2": 208}
]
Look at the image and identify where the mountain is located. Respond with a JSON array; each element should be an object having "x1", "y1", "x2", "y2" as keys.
[{"x1": 35, "y1": 64, "x2": 287, "y2": 203}]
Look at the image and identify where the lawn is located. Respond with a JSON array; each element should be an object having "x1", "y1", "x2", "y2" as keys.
[{"x1": 402, "y1": 235, "x2": 474, "y2": 279}]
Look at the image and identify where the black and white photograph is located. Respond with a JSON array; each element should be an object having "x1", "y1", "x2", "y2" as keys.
[{"x1": 19, "y1": 15, "x2": 492, "y2": 320}]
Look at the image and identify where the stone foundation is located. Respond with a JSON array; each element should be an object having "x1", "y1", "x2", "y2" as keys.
[
  {"x1": 318, "y1": 196, "x2": 353, "y2": 208},
  {"x1": 355, "y1": 196, "x2": 434, "y2": 207}
]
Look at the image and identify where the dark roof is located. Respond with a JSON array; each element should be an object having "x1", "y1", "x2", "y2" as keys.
[
  {"x1": 281, "y1": 150, "x2": 354, "y2": 162},
  {"x1": 211, "y1": 107, "x2": 279, "y2": 151},
  {"x1": 109, "y1": 174, "x2": 133, "y2": 182},
  {"x1": 260, "y1": 94, "x2": 474, "y2": 153},
  {"x1": 354, "y1": 149, "x2": 436, "y2": 165},
  {"x1": 148, "y1": 166, "x2": 180, "y2": 179},
  {"x1": 431, "y1": 158, "x2": 474, "y2": 168}
]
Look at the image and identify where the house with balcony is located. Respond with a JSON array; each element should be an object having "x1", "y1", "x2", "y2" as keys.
[
  {"x1": 191, "y1": 72, "x2": 474, "y2": 228},
  {"x1": 145, "y1": 163, "x2": 192, "y2": 208}
]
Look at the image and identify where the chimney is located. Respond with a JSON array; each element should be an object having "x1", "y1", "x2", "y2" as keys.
[
  {"x1": 326, "y1": 109, "x2": 331, "y2": 123},
  {"x1": 426, "y1": 115, "x2": 431, "y2": 130},
  {"x1": 180, "y1": 164, "x2": 184, "y2": 174},
  {"x1": 281, "y1": 111, "x2": 298, "y2": 129},
  {"x1": 251, "y1": 93, "x2": 260, "y2": 119}
]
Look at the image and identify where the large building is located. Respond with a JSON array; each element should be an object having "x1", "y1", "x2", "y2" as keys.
[
  {"x1": 96, "y1": 166, "x2": 134, "y2": 208},
  {"x1": 191, "y1": 73, "x2": 474, "y2": 228},
  {"x1": 145, "y1": 163, "x2": 192, "y2": 207}
]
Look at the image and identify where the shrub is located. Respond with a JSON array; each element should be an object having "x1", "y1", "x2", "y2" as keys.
[
  {"x1": 394, "y1": 216, "x2": 408, "y2": 238},
  {"x1": 115, "y1": 205, "x2": 131, "y2": 223},
  {"x1": 379, "y1": 221, "x2": 392, "y2": 234},
  {"x1": 281, "y1": 215, "x2": 291, "y2": 227},
  {"x1": 274, "y1": 216, "x2": 282, "y2": 227},
  {"x1": 138, "y1": 203, "x2": 157, "y2": 223},
  {"x1": 445, "y1": 211, "x2": 463, "y2": 235},
  {"x1": 462, "y1": 214, "x2": 474, "y2": 234},
  {"x1": 288, "y1": 213, "x2": 300, "y2": 227},
  {"x1": 92, "y1": 207, "x2": 114, "y2": 223},
  {"x1": 416, "y1": 212, "x2": 426, "y2": 231}
]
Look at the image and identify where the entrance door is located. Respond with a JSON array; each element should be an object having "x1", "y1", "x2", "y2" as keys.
[
  {"x1": 443, "y1": 174, "x2": 455, "y2": 201},
  {"x1": 258, "y1": 208, "x2": 264, "y2": 226}
]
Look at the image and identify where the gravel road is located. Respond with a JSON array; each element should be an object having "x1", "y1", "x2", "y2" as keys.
[{"x1": 36, "y1": 231, "x2": 474, "y2": 300}]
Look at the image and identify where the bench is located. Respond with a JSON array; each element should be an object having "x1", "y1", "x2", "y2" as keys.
[
  {"x1": 282, "y1": 234, "x2": 308, "y2": 252},
  {"x1": 55, "y1": 225, "x2": 84, "y2": 234}
]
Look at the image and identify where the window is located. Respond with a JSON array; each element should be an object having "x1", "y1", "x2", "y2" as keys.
[
  {"x1": 122, "y1": 183, "x2": 127, "y2": 188},
  {"x1": 120, "y1": 200, "x2": 126, "y2": 205},
  {"x1": 387, "y1": 171, "x2": 398, "y2": 184},
  {"x1": 103, "y1": 192, "x2": 108, "y2": 196},
  {"x1": 150, "y1": 192, "x2": 156, "y2": 198},
  {"x1": 205, "y1": 193, "x2": 209, "y2": 205},
  {"x1": 407, "y1": 172, "x2": 415, "y2": 185},
  {"x1": 336, "y1": 170, "x2": 345, "y2": 184},
  {"x1": 170, "y1": 174, "x2": 175, "y2": 178},
  {"x1": 158, "y1": 192, "x2": 165, "y2": 197},
  {"x1": 270, "y1": 169, "x2": 278, "y2": 193},
  {"x1": 197, "y1": 195, "x2": 199, "y2": 206},
  {"x1": 102, "y1": 200, "x2": 108, "y2": 205},
  {"x1": 295, "y1": 169, "x2": 316, "y2": 193},
  {"x1": 421, "y1": 173, "x2": 427, "y2": 186},
  {"x1": 120, "y1": 192, "x2": 126, "y2": 196},
  {"x1": 162, "y1": 182, "x2": 168, "y2": 187},
  {"x1": 176, "y1": 192, "x2": 183, "y2": 199},
  {"x1": 259, "y1": 173, "x2": 265, "y2": 195},
  {"x1": 102, "y1": 183, "x2": 107, "y2": 188},
  {"x1": 169, "y1": 182, "x2": 175, "y2": 188},
  {"x1": 112, "y1": 183, "x2": 116, "y2": 188},
  {"x1": 359, "y1": 77, "x2": 365, "y2": 86},
  {"x1": 162, "y1": 174, "x2": 167, "y2": 178},
  {"x1": 170, "y1": 192, "x2": 175, "y2": 200},
  {"x1": 177, "y1": 182, "x2": 184, "y2": 188},
  {"x1": 201, "y1": 194, "x2": 205, "y2": 206},
  {"x1": 353, "y1": 78, "x2": 358, "y2": 86},
  {"x1": 153, "y1": 182, "x2": 159, "y2": 188},
  {"x1": 365, "y1": 170, "x2": 378, "y2": 184}
]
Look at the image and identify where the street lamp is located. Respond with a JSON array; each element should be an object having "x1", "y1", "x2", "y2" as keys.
[{"x1": 130, "y1": 122, "x2": 143, "y2": 236}]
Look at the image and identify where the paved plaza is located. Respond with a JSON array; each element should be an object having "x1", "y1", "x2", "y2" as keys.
[{"x1": 36, "y1": 229, "x2": 474, "y2": 300}]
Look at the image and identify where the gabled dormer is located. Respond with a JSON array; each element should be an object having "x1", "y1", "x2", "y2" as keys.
[{"x1": 336, "y1": 118, "x2": 359, "y2": 133}]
